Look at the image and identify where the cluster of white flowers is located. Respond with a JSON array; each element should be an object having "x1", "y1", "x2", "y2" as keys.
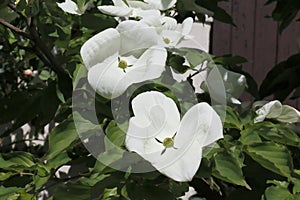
[{"x1": 58, "y1": 0, "x2": 224, "y2": 182}]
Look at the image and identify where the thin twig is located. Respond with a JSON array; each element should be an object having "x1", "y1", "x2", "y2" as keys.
[
  {"x1": 189, "y1": 63, "x2": 205, "y2": 78},
  {"x1": 0, "y1": 18, "x2": 32, "y2": 39}
]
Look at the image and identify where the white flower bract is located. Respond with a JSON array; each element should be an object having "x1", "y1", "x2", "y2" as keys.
[
  {"x1": 57, "y1": 0, "x2": 93, "y2": 15},
  {"x1": 126, "y1": 91, "x2": 223, "y2": 182},
  {"x1": 80, "y1": 21, "x2": 167, "y2": 99},
  {"x1": 254, "y1": 100, "x2": 300, "y2": 123},
  {"x1": 98, "y1": 0, "x2": 163, "y2": 19}
]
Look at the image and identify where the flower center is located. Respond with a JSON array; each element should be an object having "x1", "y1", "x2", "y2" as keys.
[
  {"x1": 163, "y1": 137, "x2": 174, "y2": 148},
  {"x1": 118, "y1": 60, "x2": 128, "y2": 70},
  {"x1": 163, "y1": 37, "x2": 171, "y2": 44},
  {"x1": 135, "y1": 16, "x2": 142, "y2": 21}
]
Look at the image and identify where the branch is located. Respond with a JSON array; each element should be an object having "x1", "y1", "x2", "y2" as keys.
[
  {"x1": 18, "y1": 45, "x2": 52, "y2": 67},
  {"x1": 6, "y1": 3, "x2": 68, "y2": 76},
  {"x1": 0, "y1": 18, "x2": 32, "y2": 40},
  {"x1": 27, "y1": 18, "x2": 68, "y2": 75}
]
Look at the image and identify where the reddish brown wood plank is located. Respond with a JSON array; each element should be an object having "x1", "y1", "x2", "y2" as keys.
[
  {"x1": 252, "y1": 2, "x2": 278, "y2": 86},
  {"x1": 231, "y1": 0, "x2": 256, "y2": 75},
  {"x1": 277, "y1": 20, "x2": 300, "y2": 62},
  {"x1": 211, "y1": 1, "x2": 232, "y2": 55}
]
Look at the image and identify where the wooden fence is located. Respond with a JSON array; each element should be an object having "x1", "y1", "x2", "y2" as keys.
[{"x1": 211, "y1": 0, "x2": 300, "y2": 108}]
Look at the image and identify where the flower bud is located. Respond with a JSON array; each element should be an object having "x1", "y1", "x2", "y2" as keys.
[{"x1": 23, "y1": 69, "x2": 33, "y2": 77}]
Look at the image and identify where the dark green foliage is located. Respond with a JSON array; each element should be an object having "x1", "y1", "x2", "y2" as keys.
[
  {"x1": 0, "y1": 0, "x2": 299, "y2": 199},
  {"x1": 260, "y1": 53, "x2": 300, "y2": 101},
  {"x1": 266, "y1": 0, "x2": 300, "y2": 32}
]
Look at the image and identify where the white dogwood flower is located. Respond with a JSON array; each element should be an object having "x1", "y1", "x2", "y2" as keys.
[
  {"x1": 142, "y1": 16, "x2": 193, "y2": 47},
  {"x1": 98, "y1": 0, "x2": 160, "y2": 19},
  {"x1": 80, "y1": 21, "x2": 167, "y2": 99},
  {"x1": 161, "y1": 17, "x2": 193, "y2": 47},
  {"x1": 254, "y1": 100, "x2": 300, "y2": 123},
  {"x1": 57, "y1": 0, "x2": 93, "y2": 15},
  {"x1": 144, "y1": 0, "x2": 177, "y2": 10},
  {"x1": 126, "y1": 91, "x2": 223, "y2": 182}
]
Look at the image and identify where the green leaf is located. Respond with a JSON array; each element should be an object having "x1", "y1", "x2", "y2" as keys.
[
  {"x1": 0, "y1": 173, "x2": 15, "y2": 181},
  {"x1": 46, "y1": 151, "x2": 71, "y2": 169},
  {"x1": 167, "y1": 54, "x2": 189, "y2": 73},
  {"x1": 105, "y1": 120, "x2": 126, "y2": 149},
  {"x1": 222, "y1": 106, "x2": 243, "y2": 130},
  {"x1": 292, "y1": 175, "x2": 300, "y2": 194},
  {"x1": 0, "y1": 0, "x2": 10, "y2": 8},
  {"x1": 126, "y1": 183, "x2": 175, "y2": 200},
  {"x1": 81, "y1": 13, "x2": 118, "y2": 32},
  {"x1": 1, "y1": 81, "x2": 60, "y2": 136},
  {"x1": 178, "y1": 0, "x2": 214, "y2": 16},
  {"x1": 72, "y1": 64, "x2": 87, "y2": 88},
  {"x1": 242, "y1": 122, "x2": 300, "y2": 147},
  {"x1": 103, "y1": 187, "x2": 119, "y2": 199},
  {"x1": 260, "y1": 53, "x2": 300, "y2": 101},
  {"x1": 53, "y1": 183, "x2": 91, "y2": 200},
  {"x1": 245, "y1": 142, "x2": 294, "y2": 178},
  {"x1": 264, "y1": 186, "x2": 292, "y2": 200},
  {"x1": 169, "y1": 48, "x2": 211, "y2": 68},
  {"x1": 0, "y1": 152, "x2": 35, "y2": 169},
  {"x1": 46, "y1": 118, "x2": 78, "y2": 160},
  {"x1": 39, "y1": 70, "x2": 51, "y2": 80},
  {"x1": 80, "y1": 173, "x2": 110, "y2": 187},
  {"x1": 212, "y1": 151, "x2": 251, "y2": 189},
  {"x1": 72, "y1": 112, "x2": 100, "y2": 138},
  {"x1": 169, "y1": 180, "x2": 189, "y2": 197},
  {"x1": 0, "y1": 186, "x2": 20, "y2": 200},
  {"x1": 239, "y1": 129, "x2": 262, "y2": 145},
  {"x1": 267, "y1": 0, "x2": 300, "y2": 32},
  {"x1": 0, "y1": 7, "x2": 18, "y2": 23}
]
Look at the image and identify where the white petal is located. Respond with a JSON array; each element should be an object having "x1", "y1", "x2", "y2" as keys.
[
  {"x1": 144, "y1": 0, "x2": 177, "y2": 10},
  {"x1": 127, "y1": 0, "x2": 153, "y2": 9},
  {"x1": 57, "y1": 0, "x2": 81, "y2": 15},
  {"x1": 117, "y1": 21, "x2": 159, "y2": 57},
  {"x1": 228, "y1": 96, "x2": 242, "y2": 105},
  {"x1": 127, "y1": 91, "x2": 180, "y2": 143},
  {"x1": 87, "y1": 53, "x2": 129, "y2": 99},
  {"x1": 181, "y1": 17, "x2": 193, "y2": 36},
  {"x1": 155, "y1": 141, "x2": 203, "y2": 182},
  {"x1": 139, "y1": 14, "x2": 164, "y2": 33},
  {"x1": 254, "y1": 100, "x2": 282, "y2": 123},
  {"x1": 277, "y1": 105, "x2": 300, "y2": 123},
  {"x1": 128, "y1": 46, "x2": 167, "y2": 83},
  {"x1": 126, "y1": 135, "x2": 164, "y2": 156},
  {"x1": 176, "y1": 102, "x2": 223, "y2": 148},
  {"x1": 98, "y1": 5, "x2": 132, "y2": 17},
  {"x1": 162, "y1": 17, "x2": 178, "y2": 30},
  {"x1": 132, "y1": 9, "x2": 161, "y2": 20},
  {"x1": 80, "y1": 28, "x2": 120, "y2": 69}
]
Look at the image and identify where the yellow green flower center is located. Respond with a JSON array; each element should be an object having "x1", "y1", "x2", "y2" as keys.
[
  {"x1": 118, "y1": 60, "x2": 128, "y2": 70},
  {"x1": 135, "y1": 16, "x2": 142, "y2": 21},
  {"x1": 163, "y1": 38, "x2": 171, "y2": 44},
  {"x1": 163, "y1": 137, "x2": 174, "y2": 148}
]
